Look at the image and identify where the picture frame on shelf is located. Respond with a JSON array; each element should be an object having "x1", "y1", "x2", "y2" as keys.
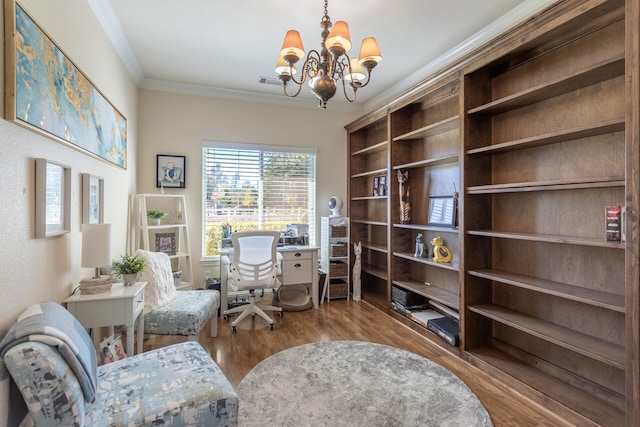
[
  {"x1": 156, "y1": 154, "x2": 185, "y2": 188},
  {"x1": 373, "y1": 176, "x2": 379, "y2": 196},
  {"x1": 379, "y1": 175, "x2": 387, "y2": 196},
  {"x1": 35, "y1": 158, "x2": 71, "y2": 238},
  {"x1": 427, "y1": 196, "x2": 457, "y2": 228},
  {"x1": 82, "y1": 173, "x2": 104, "y2": 224},
  {"x1": 155, "y1": 232, "x2": 177, "y2": 255}
]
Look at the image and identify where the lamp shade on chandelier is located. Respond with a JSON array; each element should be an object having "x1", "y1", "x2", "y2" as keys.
[{"x1": 276, "y1": 0, "x2": 382, "y2": 108}]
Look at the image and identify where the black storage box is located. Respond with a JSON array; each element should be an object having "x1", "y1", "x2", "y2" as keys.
[{"x1": 392, "y1": 285, "x2": 427, "y2": 307}]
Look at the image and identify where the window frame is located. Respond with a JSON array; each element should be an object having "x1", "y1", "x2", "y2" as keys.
[{"x1": 201, "y1": 141, "x2": 317, "y2": 259}]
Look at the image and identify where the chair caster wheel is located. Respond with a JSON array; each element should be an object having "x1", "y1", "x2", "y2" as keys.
[
  {"x1": 231, "y1": 325, "x2": 237, "y2": 333},
  {"x1": 269, "y1": 323, "x2": 275, "y2": 331},
  {"x1": 223, "y1": 315, "x2": 229, "y2": 320},
  {"x1": 278, "y1": 311, "x2": 284, "y2": 317}
]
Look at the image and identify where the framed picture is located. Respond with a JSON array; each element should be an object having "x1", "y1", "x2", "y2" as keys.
[
  {"x1": 82, "y1": 174, "x2": 104, "y2": 224},
  {"x1": 155, "y1": 232, "x2": 177, "y2": 255},
  {"x1": 373, "y1": 177, "x2": 379, "y2": 196},
  {"x1": 427, "y1": 196, "x2": 457, "y2": 228},
  {"x1": 35, "y1": 158, "x2": 71, "y2": 238},
  {"x1": 4, "y1": 1, "x2": 127, "y2": 168},
  {"x1": 157, "y1": 155, "x2": 185, "y2": 188},
  {"x1": 379, "y1": 175, "x2": 387, "y2": 196}
]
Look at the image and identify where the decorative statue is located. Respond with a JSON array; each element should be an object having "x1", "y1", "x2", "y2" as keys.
[
  {"x1": 398, "y1": 170, "x2": 411, "y2": 224},
  {"x1": 352, "y1": 241, "x2": 362, "y2": 302},
  {"x1": 431, "y1": 236, "x2": 453, "y2": 263},
  {"x1": 414, "y1": 233, "x2": 426, "y2": 258}
]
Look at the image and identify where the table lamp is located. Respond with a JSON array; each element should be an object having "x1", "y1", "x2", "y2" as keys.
[{"x1": 79, "y1": 223, "x2": 112, "y2": 294}]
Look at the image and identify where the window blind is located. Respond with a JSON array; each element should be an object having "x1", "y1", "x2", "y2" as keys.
[{"x1": 202, "y1": 143, "x2": 316, "y2": 256}]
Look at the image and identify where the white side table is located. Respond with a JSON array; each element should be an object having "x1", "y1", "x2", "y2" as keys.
[{"x1": 63, "y1": 281, "x2": 146, "y2": 356}]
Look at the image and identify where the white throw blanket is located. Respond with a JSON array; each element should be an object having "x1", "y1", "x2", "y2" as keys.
[{"x1": 136, "y1": 249, "x2": 177, "y2": 313}]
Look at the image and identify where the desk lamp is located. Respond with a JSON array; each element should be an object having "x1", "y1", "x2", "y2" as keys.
[{"x1": 79, "y1": 223, "x2": 112, "y2": 294}]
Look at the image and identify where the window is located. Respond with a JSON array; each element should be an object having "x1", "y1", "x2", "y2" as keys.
[{"x1": 202, "y1": 142, "x2": 316, "y2": 256}]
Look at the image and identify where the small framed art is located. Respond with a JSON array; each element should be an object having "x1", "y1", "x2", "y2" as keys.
[
  {"x1": 82, "y1": 173, "x2": 104, "y2": 224},
  {"x1": 35, "y1": 158, "x2": 71, "y2": 238},
  {"x1": 157, "y1": 154, "x2": 185, "y2": 188},
  {"x1": 155, "y1": 232, "x2": 177, "y2": 255},
  {"x1": 427, "y1": 196, "x2": 457, "y2": 228}
]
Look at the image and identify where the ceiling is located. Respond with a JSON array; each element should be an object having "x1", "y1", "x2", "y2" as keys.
[{"x1": 90, "y1": 0, "x2": 557, "y2": 113}]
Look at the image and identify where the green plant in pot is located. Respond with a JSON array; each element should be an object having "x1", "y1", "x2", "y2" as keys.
[
  {"x1": 147, "y1": 209, "x2": 166, "y2": 225},
  {"x1": 112, "y1": 253, "x2": 147, "y2": 286}
]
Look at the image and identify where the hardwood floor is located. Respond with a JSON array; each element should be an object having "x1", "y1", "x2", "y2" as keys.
[{"x1": 144, "y1": 299, "x2": 571, "y2": 426}]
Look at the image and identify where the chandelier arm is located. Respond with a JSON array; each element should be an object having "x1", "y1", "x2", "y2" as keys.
[
  {"x1": 287, "y1": 50, "x2": 322, "y2": 86},
  {"x1": 282, "y1": 80, "x2": 305, "y2": 98},
  {"x1": 340, "y1": 75, "x2": 358, "y2": 103}
]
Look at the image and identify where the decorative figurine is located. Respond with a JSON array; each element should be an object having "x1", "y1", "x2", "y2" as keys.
[
  {"x1": 415, "y1": 233, "x2": 426, "y2": 258},
  {"x1": 352, "y1": 242, "x2": 362, "y2": 302},
  {"x1": 431, "y1": 236, "x2": 453, "y2": 263},
  {"x1": 398, "y1": 170, "x2": 411, "y2": 224}
]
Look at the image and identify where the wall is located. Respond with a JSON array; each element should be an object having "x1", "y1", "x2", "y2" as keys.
[
  {"x1": 0, "y1": 0, "x2": 138, "y2": 422},
  {"x1": 137, "y1": 89, "x2": 358, "y2": 285}
]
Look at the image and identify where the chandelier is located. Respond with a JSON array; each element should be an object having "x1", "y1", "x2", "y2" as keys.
[{"x1": 275, "y1": 0, "x2": 382, "y2": 108}]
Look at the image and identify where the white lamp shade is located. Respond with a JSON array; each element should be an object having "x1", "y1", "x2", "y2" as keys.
[
  {"x1": 280, "y1": 30, "x2": 305, "y2": 63},
  {"x1": 344, "y1": 57, "x2": 366, "y2": 82},
  {"x1": 81, "y1": 223, "x2": 112, "y2": 268},
  {"x1": 275, "y1": 55, "x2": 297, "y2": 76},
  {"x1": 325, "y1": 21, "x2": 352, "y2": 54},
  {"x1": 358, "y1": 37, "x2": 382, "y2": 66}
]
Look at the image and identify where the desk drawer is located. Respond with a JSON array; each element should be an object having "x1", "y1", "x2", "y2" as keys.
[
  {"x1": 132, "y1": 291, "x2": 145, "y2": 318},
  {"x1": 282, "y1": 259, "x2": 313, "y2": 284},
  {"x1": 281, "y1": 250, "x2": 313, "y2": 261}
]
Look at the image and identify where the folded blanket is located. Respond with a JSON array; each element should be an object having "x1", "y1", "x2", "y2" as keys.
[{"x1": 0, "y1": 302, "x2": 97, "y2": 405}]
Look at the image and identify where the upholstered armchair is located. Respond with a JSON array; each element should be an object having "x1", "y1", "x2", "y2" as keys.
[{"x1": 0, "y1": 302, "x2": 238, "y2": 426}]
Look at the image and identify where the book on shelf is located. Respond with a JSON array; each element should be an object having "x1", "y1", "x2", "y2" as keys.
[{"x1": 605, "y1": 205, "x2": 622, "y2": 242}]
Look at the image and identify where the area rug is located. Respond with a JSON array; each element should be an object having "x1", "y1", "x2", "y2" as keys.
[{"x1": 237, "y1": 340, "x2": 493, "y2": 426}]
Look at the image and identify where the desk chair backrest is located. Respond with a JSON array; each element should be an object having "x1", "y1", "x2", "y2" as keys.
[{"x1": 230, "y1": 230, "x2": 281, "y2": 290}]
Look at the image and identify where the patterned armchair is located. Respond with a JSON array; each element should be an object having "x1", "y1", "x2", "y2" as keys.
[
  {"x1": 1, "y1": 302, "x2": 238, "y2": 426},
  {"x1": 136, "y1": 250, "x2": 219, "y2": 340}
]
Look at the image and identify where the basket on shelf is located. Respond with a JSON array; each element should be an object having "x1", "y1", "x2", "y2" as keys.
[
  {"x1": 329, "y1": 261, "x2": 348, "y2": 277},
  {"x1": 329, "y1": 282, "x2": 349, "y2": 298},
  {"x1": 330, "y1": 225, "x2": 347, "y2": 238},
  {"x1": 330, "y1": 243, "x2": 348, "y2": 257}
]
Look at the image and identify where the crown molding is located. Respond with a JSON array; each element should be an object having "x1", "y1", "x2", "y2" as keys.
[{"x1": 363, "y1": 0, "x2": 560, "y2": 113}]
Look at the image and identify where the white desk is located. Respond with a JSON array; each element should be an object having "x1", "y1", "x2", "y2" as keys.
[
  {"x1": 220, "y1": 246, "x2": 319, "y2": 315},
  {"x1": 64, "y1": 282, "x2": 146, "y2": 356}
]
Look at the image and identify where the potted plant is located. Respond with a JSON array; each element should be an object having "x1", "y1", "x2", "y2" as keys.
[
  {"x1": 147, "y1": 209, "x2": 166, "y2": 226},
  {"x1": 112, "y1": 253, "x2": 147, "y2": 286}
]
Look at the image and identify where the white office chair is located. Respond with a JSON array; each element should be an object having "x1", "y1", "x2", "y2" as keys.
[{"x1": 223, "y1": 230, "x2": 283, "y2": 332}]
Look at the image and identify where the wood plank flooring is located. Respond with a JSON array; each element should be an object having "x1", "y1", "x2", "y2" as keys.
[{"x1": 143, "y1": 299, "x2": 571, "y2": 427}]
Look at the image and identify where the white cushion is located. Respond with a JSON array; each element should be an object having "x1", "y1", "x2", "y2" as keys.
[{"x1": 136, "y1": 250, "x2": 177, "y2": 313}]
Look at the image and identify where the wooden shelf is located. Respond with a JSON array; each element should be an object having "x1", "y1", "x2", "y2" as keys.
[
  {"x1": 362, "y1": 263, "x2": 388, "y2": 280},
  {"x1": 469, "y1": 304, "x2": 625, "y2": 369},
  {"x1": 393, "y1": 154, "x2": 458, "y2": 171},
  {"x1": 393, "y1": 116, "x2": 460, "y2": 141},
  {"x1": 362, "y1": 242, "x2": 388, "y2": 253},
  {"x1": 351, "y1": 168, "x2": 387, "y2": 179},
  {"x1": 351, "y1": 141, "x2": 388, "y2": 156},
  {"x1": 394, "y1": 251, "x2": 459, "y2": 271},
  {"x1": 468, "y1": 346, "x2": 625, "y2": 427},
  {"x1": 394, "y1": 223, "x2": 459, "y2": 233},
  {"x1": 392, "y1": 280, "x2": 459, "y2": 310},
  {"x1": 467, "y1": 57, "x2": 624, "y2": 115},
  {"x1": 467, "y1": 230, "x2": 625, "y2": 249},
  {"x1": 466, "y1": 176, "x2": 624, "y2": 194},
  {"x1": 351, "y1": 195, "x2": 387, "y2": 201},
  {"x1": 145, "y1": 223, "x2": 187, "y2": 230},
  {"x1": 468, "y1": 269, "x2": 624, "y2": 312},
  {"x1": 467, "y1": 119, "x2": 625, "y2": 155},
  {"x1": 352, "y1": 219, "x2": 387, "y2": 226}
]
